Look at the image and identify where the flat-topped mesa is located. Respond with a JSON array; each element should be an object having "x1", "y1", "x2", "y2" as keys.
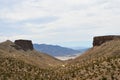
[
  {"x1": 14, "y1": 40, "x2": 34, "y2": 51},
  {"x1": 93, "y1": 35, "x2": 120, "y2": 46}
]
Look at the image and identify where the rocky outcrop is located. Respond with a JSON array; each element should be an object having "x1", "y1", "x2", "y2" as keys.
[
  {"x1": 14, "y1": 40, "x2": 33, "y2": 51},
  {"x1": 93, "y1": 35, "x2": 120, "y2": 46}
]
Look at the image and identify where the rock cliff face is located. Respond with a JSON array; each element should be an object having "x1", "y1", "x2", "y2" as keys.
[
  {"x1": 93, "y1": 35, "x2": 120, "y2": 46},
  {"x1": 14, "y1": 40, "x2": 33, "y2": 51}
]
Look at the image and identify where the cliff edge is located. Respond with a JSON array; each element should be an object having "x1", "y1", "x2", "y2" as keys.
[
  {"x1": 14, "y1": 40, "x2": 33, "y2": 51},
  {"x1": 93, "y1": 35, "x2": 120, "y2": 46}
]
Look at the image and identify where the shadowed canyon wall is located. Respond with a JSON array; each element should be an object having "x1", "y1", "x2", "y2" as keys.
[
  {"x1": 93, "y1": 35, "x2": 120, "y2": 46},
  {"x1": 14, "y1": 40, "x2": 33, "y2": 51}
]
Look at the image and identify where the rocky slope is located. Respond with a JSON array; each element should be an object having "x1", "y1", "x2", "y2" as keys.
[
  {"x1": 0, "y1": 40, "x2": 62, "y2": 68},
  {"x1": 0, "y1": 37, "x2": 120, "y2": 80},
  {"x1": 61, "y1": 40, "x2": 120, "y2": 80}
]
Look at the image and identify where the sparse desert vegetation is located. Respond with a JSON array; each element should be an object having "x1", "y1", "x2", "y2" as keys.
[{"x1": 0, "y1": 39, "x2": 120, "y2": 80}]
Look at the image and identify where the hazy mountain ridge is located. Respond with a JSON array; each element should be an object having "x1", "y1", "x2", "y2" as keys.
[
  {"x1": 33, "y1": 44, "x2": 81, "y2": 56},
  {"x1": 73, "y1": 47, "x2": 89, "y2": 52}
]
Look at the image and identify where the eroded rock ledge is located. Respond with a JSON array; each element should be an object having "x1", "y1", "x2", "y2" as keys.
[
  {"x1": 93, "y1": 35, "x2": 120, "y2": 46},
  {"x1": 14, "y1": 40, "x2": 33, "y2": 51}
]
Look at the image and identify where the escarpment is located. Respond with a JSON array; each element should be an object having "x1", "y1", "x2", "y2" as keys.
[
  {"x1": 14, "y1": 40, "x2": 33, "y2": 51},
  {"x1": 93, "y1": 35, "x2": 120, "y2": 46}
]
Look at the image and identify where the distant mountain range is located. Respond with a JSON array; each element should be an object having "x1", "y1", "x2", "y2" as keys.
[
  {"x1": 33, "y1": 44, "x2": 84, "y2": 56},
  {"x1": 72, "y1": 47, "x2": 89, "y2": 52}
]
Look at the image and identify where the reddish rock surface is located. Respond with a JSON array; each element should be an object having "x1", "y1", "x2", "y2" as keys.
[
  {"x1": 14, "y1": 40, "x2": 33, "y2": 51},
  {"x1": 93, "y1": 35, "x2": 120, "y2": 46}
]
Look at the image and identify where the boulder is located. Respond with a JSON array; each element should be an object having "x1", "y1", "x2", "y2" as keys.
[
  {"x1": 14, "y1": 40, "x2": 33, "y2": 51},
  {"x1": 93, "y1": 35, "x2": 120, "y2": 46}
]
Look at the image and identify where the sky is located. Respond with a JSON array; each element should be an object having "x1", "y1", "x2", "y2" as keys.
[{"x1": 0, "y1": 0, "x2": 120, "y2": 48}]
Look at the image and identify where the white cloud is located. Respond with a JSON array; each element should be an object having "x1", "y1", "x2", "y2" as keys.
[
  {"x1": 0, "y1": 0, "x2": 120, "y2": 47},
  {"x1": 0, "y1": 0, "x2": 96, "y2": 22}
]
